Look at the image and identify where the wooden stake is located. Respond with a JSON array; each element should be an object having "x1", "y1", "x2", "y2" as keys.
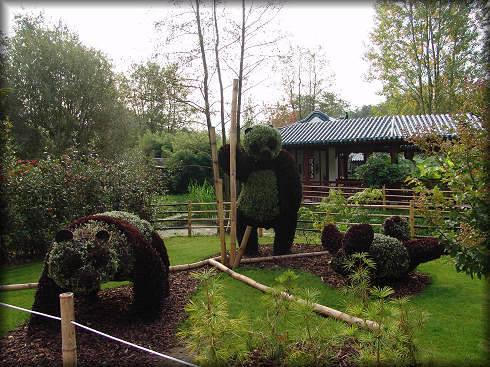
[
  {"x1": 187, "y1": 200, "x2": 192, "y2": 237},
  {"x1": 0, "y1": 282, "x2": 38, "y2": 291},
  {"x1": 229, "y1": 79, "x2": 239, "y2": 266},
  {"x1": 258, "y1": 228, "x2": 263, "y2": 237},
  {"x1": 409, "y1": 199, "x2": 415, "y2": 239},
  {"x1": 60, "y1": 292, "x2": 77, "y2": 367},
  {"x1": 382, "y1": 185, "x2": 387, "y2": 210},
  {"x1": 207, "y1": 258, "x2": 380, "y2": 330},
  {"x1": 233, "y1": 225, "x2": 252, "y2": 269},
  {"x1": 217, "y1": 179, "x2": 228, "y2": 266}
]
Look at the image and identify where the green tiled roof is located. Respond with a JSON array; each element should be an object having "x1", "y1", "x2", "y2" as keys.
[{"x1": 278, "y1": 111, "x2": 478, "y2": 147}]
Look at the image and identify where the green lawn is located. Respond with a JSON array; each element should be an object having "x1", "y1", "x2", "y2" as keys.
[{"x1": 0, "y1": 236, "x2": 488, "y2": 366}]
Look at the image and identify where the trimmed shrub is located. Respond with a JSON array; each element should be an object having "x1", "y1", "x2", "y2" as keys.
[
  {"x1": 343, "y1": 223, "x2": 374, "y2": 255},
  {"x1": 369, "y1": 233, "x2": 410, "y2": 283},
  {"x1": 383, "y1": 215, "x2": 411, "y2": 241},
  {"x1": 329, "y1": 247, "x2": 351, "y2": 277},
  {"x1": 403, "y1": 237, "x2": 446, "y2": 272},
  {"x1": 321, "y1": 224, "x2": 343, "y2": 254}
]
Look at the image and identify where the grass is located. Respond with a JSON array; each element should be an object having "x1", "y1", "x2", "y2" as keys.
[{"x1": 0, "y1": 236, "x2": 488, "y2": 366}]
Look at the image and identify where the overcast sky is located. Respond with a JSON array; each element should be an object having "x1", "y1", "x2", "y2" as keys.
[{"x1": 2, "y1": 1, "x2": 385, "y2": 111}]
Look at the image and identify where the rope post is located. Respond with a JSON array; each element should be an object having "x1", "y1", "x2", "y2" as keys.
[
  {"x1": 409, "y1": 199, "x2": 415, "y2": 239},
  {"x1": 382, "y1": 185, "x2": 386, "y2": 210},
  {"x1": 60, "y1": 292, "x2": 77, "y2": 367},
  {"x1": 187, "y1": 200, "x2": 192, "y2": 237}
]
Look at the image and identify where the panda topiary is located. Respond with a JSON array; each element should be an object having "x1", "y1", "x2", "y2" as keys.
[
  {"x1": 28, "y1": 211, "x2": 170, "y2": 331},
  {"x1": 218, "y1": 125, "x2": 302, "y2": 255}
]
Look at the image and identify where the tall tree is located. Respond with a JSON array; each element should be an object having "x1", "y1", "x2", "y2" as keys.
[
  {"x1": 120, "y1": 61, "x2": 196, "y2": 133},
  {"x1": 5, "y1": 14, "x2": 135, "y2": 158},
  {"x1": 365, "y1": 0, "x2": 485, "y2": 114}
]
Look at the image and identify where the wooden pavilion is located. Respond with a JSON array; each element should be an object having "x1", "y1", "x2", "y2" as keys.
[{"x1": 277, "y1": 110, "x2": 473, "y2": 186}]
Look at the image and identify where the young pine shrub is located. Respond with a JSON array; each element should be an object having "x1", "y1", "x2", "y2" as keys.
[
  {"x1": 343, "y1": 223, "x2": 374, "y2": 255},
  {"x1": 369, "y1": 233, "x2": 410, "y2": 283},
  {"x1": 321, "y1": 224, "x2": 343, "y2": 254},
  {"x1": 403, "y1": 237, "x2": 446, "y2": 272},
  {"x1": 383, "y1": 215, "x2": 410, "y2": 241}
]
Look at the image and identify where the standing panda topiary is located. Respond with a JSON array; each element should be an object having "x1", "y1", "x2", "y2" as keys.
[
  {"x1": 218, "y1": 125, "x2": 302, "y2": 255},
  {"x1": 28, "y1": 211, "x2": 170, "y2": 331}
]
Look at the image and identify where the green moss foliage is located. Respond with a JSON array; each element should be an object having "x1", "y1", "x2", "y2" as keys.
[
  {"x1": 237, "y1": 170, "x2": 279, "y2": 222},
  {"x1": 369, "y1": 233, "x2": 410, "y2": 283}
]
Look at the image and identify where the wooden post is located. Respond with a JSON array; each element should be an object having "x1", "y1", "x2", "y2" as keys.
[
  {"x1": 60, "y1": 292, "x2": 77, "y2": 367},
  {"x1": 217, "y1": 179, "x2": 228, "y2": 266},
  {"x1": 187, "y1": 200, "x2": 192, "y2": 237},
  {"x1": 233, "y1": 225, "x2": 252, "y2": 269},
  {"x1": 229, "y1": 79, "x2": 239, "y2": 266},
  {"x1": 409, "y1": 199, "x2": 415, "y2": 239},
  {"x1": 258, "y1": 227, "x2": 263, "y2": 237},
  {"x1": 382, "y1": 185, "x2": 387, "y2": 210}
]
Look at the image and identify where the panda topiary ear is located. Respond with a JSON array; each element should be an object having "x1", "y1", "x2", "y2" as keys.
[
  {"x1": 55, "y1": 229, "x2": 73, "y2": 243},
  {"x1": 244, "y1": 127, "x2": 253, "y2": 135},
  {"x1": 95, "y1": 230, "x2": 110, "y2": 244}
]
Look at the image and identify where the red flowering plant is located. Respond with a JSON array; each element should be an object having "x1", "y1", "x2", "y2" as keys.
[
  {"x1": 406, "y1": 81, "x2": 489, "y2": 279},
  {"x1": 5, "y1": 148, "x2": 159, "y2": 261}
]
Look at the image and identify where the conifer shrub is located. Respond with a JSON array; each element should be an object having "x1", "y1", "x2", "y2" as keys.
[
  {"x1": 321, "y1": 224, "x2": 343, "y2": 254},
  {"x1": 343, "y1": 223, "x2": 374, "y2": 254},
  {"x1": 403, "y1": 237, "x2": 446, "y2": 272},
  {"x1": 329, "y1": 247, "x2": 351, "y2": 277},
  {"x1": 382, "y1": 215, "x2": 410, "y2": 241},
  {"x1": 369, "y1": 233, "x2": 410, "y2": 283}
]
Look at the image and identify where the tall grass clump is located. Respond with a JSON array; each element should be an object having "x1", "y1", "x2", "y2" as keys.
[{"x1": 187, "y1": 180, "x2": 216, "y2": 219}]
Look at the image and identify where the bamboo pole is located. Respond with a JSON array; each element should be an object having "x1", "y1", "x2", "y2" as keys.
[
  {"x1": 258, "y1": 227, "x2": 263, "y2": 237},
  {"x1": 169, "y1": 257, "x2": 219, "y2": 272},
  {"x1": 216, "y1": 179, "x2": 228, "y2": 266},
  {"x1": 187, "y1": 200, "x2": 192, "y2": 237},
  {"x1": 60, "y1": 292, "x2": 77, "y2": 367},
  {"x1": 233, "y1": 225, "x2": 252, "y2": 269},
  {"x1": 382, "y1": 185, "x2": 386, "y2": 210},
  {"x1": 0, "y1": 282, "x2": 38, "y2": 291},
  {"x1": 409, "y1": 199, "x2": 415, "y2": 239},
  {"x1": 207, "y1": 258, "x2": 380, "y2": 330},
  {"x1": 229, "y1": 79, "x2": 239, "y2": 266}
]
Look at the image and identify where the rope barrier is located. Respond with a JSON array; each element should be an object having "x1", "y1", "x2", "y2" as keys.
[{"x1": 0, "y1": 302, "x2": 199, "y2": 367}]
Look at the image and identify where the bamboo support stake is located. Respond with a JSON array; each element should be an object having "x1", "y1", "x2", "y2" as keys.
[
  {"x1": 0, "y1": 282, "x2": 38, "y2": 291},
  {"x1": 258, "y1": 227, "x2": 263, "y2": 237},
  {"x1": 409, "y1": 199, "x2": 415, "y2": 239},
  {"x1": 60, "y1": 292, "x2": 77, "y2": 367},
  {"x1": 382, "y1": 185, "x2": 386, "y2": 210},
  {"x1": 207, "y1": 258, "x2": 380, "y2": 330},
  {"x1": 187, "y1": 200, "x2": 192, "y2": 237},
  {"x1": 233, "y1": 225, "x2": 252, "y2": 269},
  {"x1": 216, "y1": 179, "x2": 228, "y2": 266},
  {"x1": 229, "y1": 79, "x2": 239, "y2": 266}
]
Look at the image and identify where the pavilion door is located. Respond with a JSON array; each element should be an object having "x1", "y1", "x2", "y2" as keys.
[{"x1": 303, "y1": 150, "x2": 320, "y2": 185}]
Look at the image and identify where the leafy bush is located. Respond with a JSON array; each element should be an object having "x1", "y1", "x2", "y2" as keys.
[
  {"x1": 343, "y1": 223, "x2": 374, "y2": 254},
  {"x1": 383, "y1": 215, "x2": 410, "y2": 241},
  {"x1": 5, "y1": 149, "x2": 158, "y2": 261},
  {"x1": 369, "y1": 233, "x2": 410, "y2": 283},
  {"x1": 403, "y1": 237, "x2": 446, "y2": 272},
  {"x1": 354, "y1": 153, "x2": 414, "y2": 188},
  {"x1": 321, "y1": 223, "x2": 343, "y2": 253}
]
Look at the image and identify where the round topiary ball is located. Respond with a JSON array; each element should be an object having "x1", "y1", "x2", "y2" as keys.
[
  {"x1": 329, "y1": 247, "x2": 351, "y2": 277},
  {"x1": 321, "y1": 224, "x2": 343, "y2": 254},
  {"x1": 369, "y1": 233, "x2": 410, "y2": 283},
  {"x1": 383, "y1": 215, "x2": 410, "y2": 241},
  {"x1": 343, "y1": 223, "x2": 374, "y2": 255}
]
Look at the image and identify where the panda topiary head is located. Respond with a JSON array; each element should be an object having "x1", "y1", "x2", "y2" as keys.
[{"x1": 243, "y1": 125, "x2": 282, "y2": 162}]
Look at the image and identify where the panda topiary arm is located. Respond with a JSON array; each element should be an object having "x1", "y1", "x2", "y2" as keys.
[
  {"x1": 218, "y1": 144, "x2": 252, "y2": 181},
  {"x1": 275, "y1": 150, "x2": 302, "y2": 214}
]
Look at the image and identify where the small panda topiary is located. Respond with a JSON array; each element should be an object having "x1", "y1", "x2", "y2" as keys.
[
  {"x1": 29, "y1": 211, "x2": 170, "y2": 331},
  {"x1": 382, "y1": 215, "x2": 410, "y2": 241},
  {"x1": 218, "y1": 125, "x2": 302, "y2": 255},
  {"x1": 321, "y1": 223, "x2": 343, "y2": 254},
  {"x1": 369, "y1": 233, "x2": 410, "y2": 283}
]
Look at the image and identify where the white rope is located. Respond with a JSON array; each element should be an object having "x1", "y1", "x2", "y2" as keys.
[
  {"x1": 0, "y1": 302, "x2": 199, "y2": 367},
  {"x1": 71, "y1": 321, "x2": 199, "y2": 367},
  {"x1": 0, "y1": 302, "x2": 61, "y2": 321}
]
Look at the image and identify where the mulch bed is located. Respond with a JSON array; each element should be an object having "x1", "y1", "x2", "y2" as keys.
[{"x1": 0, "y1": 243, "x2": 431, "y2": 367}]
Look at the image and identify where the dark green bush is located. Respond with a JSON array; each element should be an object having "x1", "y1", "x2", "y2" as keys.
[
  {"x1": 403, "y1": 237, "x2": 446, "y2": 272},
  {"x1": 321, "y1": 224, "x2": 343, "y2": 254},
  {"x1": 354, "y1": 153, "x2": 414, "y2": 188},
  {"x1": 383, "y1": 215, "x2": 410, "y2": 241},
  {"x1": 5, "y1": 149, "x2": 158, "y2": 261},
  {"x1": 369, "y1": 233, "x2": 410, "y2": 283},
  {"x1": 343, "y1": 223, "x2": 374, "y2": 255},
  {"x1": 329, "y1": 247, "x2": 351, "y2": 277}
]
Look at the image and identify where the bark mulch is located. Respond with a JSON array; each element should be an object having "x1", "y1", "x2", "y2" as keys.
[{"x1": 0, "y1": 243, "x2": 431, "y2": 367}]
